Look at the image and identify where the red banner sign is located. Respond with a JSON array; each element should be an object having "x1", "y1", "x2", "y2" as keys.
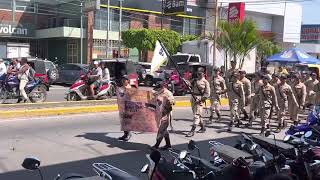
[{"x1": 228, "y1": 2, "x2": 245, "y2": 22}]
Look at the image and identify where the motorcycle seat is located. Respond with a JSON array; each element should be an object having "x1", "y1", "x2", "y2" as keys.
[
  {"x1": 102, "y1": 169, "x2": 139, "y2": 180},
  {"x1": 211, "y1": 143, "x2": 253, "y2": 163},
  {"x1": 252, "y1": 135, "x2": 294, "y2": 150}
]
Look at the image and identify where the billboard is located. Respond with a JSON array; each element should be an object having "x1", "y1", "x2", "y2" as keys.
[
  {"x1": 0, "y1": 22, "x2": 34, "y2": 37},
  {"x1": 163, "y1": 0, "x2": 185, "y2": 15},
  {"x1": 228, "y1": 2, "x2": 245, "y2": 22},
  {"x1": 301, "y1": 25, "x2": 320, "y2": 43}
]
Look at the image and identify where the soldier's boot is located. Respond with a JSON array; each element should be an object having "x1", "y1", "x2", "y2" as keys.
[
  {"x1": 207, "y1": 115, "x2": 214, "y2": 124},
  {"x1": 186, "y1": 125, "x2": 196, "y2": 137},
  {"x1": 227, "y1": 121, "x2": 234, "y2": 132},
  {"x1": 160, "y1": 136, "x2": 172, "y2": 150},
  {"x1": 216, "y1": 112, "x2": 221, "y2": 122},
  {"x1": 197, "y1": 123, "x2": 206, "y2": 133},
  {"x1": 260, "y1": 126, "x2": 266, "y2": 136},
  {"x1": 151, "y1": 137, "x2": 163, "y2": 149},
  {"x1": 245, "y1": 117, "x2": 253, "y2": 127},
  {"x1": 275, "y1": 123, "x2": 282, "y2": 133},
  {"x1": 242, "y1": 110, "x2": 249, "y2": 121},
  {"x1": 235, "y1": 118, "x2": 242, "y2": 127},
  {"x1": 282, "y1": 121, "x2": 287, "y2": 128}
]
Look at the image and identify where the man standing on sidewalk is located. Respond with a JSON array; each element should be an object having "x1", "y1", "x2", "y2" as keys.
[
  {"x1": 186, "y1": 67, "x2": 210, "y2": 137},
  {"x1": 208, "y1": 67, "x2": 226, "y2": 123}
]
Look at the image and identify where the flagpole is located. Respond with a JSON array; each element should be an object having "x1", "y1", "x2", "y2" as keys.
[{"x1": 157, "y1": 39, "x2": 197, "y2": 101}]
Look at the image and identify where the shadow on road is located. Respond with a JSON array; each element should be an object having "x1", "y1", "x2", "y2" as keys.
[{"x1": 0, "y1": 136, "x2": 241, "y2": 180}]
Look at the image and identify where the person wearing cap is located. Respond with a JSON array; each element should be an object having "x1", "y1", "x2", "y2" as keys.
[
  {"x1": 0, "y1": 59, "x2": 7, "y2": 81},
  {"x1": 246, "y1": 72, "x2": 263, "y2": 127},
  {"x1": 208, "y1": 67, "x2": 226, "y2": 123},
  {"x1": 259, "y1": 75, "x2": 279, "y2": 135},
  {"x1": 186, "y1": 67, "x2": 210, "y2": 137},
  {"x1": 227, "y1": 70, "x2": 245, "y2": 131},
  {"x1": 270, "y1": 74, "x2": 281, "y2": 87},
  {"x1": 275, "y1": 74, "x2": 298, "y2": 132},
  {"x1": 291, "y1": 74, "x2": 307, "y2": 125},
  {"x1": 239, "y1": 70, "x2": 251, "y2": 121},
  {"x1": 117, "y1": 76, "x2": 132, "y2": 141},
  {"x1": 152, "y1": 80, "x2": 175, "y2": 150},
  {"x1": 226, "y1": 60, "x2": 238, "y2": 82},
  {"x1": 88, "y1": 61, "x2": 103, "y2": 98},
  {"x1": 304, "y1": 73, "x2": 318, "y2": 108}
]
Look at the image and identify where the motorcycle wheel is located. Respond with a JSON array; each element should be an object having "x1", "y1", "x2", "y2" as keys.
[
  {"x1": 66, "y1": 92, "x2": 81, "y2": 101},
  {"x1": 29, "y1": 85, "x2": 47, "y2": 103},
  {"x1": 0, "y1": 88, "x2": 7, "y2": 104}
]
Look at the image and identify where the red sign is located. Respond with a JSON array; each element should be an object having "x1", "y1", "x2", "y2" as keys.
[{"x1": 228, "y1": 2, "x2": 245, "y2": 22}]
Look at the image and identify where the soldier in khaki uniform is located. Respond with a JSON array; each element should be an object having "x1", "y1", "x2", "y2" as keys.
[
  {"x1": 209, "y1": 67, "x2": 227, "y2": 123},
  {"x1": 227, "y1": 71, "x2": 245, "y2": 131},
  {"x1": 259, "y1": 75, "x2": 279, "y2": 134},
  {"x1": 275, "y1": 75, "x2": 298, "y2": 132},
  {"x1": 239, "y1": 70, "x2": 251, "y2": 120},
  {"x1": 226, "y1": 60, "x2": 238, "y2": 83},
  {"x1": 313, "y1": 78, "x2": 320, "y2": 106},
  {"x1": 246, "y1": 72, "x2": 263, "y2": 127},
  {"x1": 291, "y1": 74, "x2": 307, "y2": 125},
  {"x1": 186, "y1": 67, "x2": 210, "y2": 137},
  {"x1": 270, "y1": 74, "x2": 281, "y2": 87},
  {"x1": 305, "y1": 73, "x2": 319, "y2": 107}
]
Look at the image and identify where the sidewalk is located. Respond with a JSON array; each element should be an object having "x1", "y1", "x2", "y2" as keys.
[{"x1": 0, "y1": 97, "x2": 229, "y2": 119}]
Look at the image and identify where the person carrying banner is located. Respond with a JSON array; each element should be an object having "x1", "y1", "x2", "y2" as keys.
[
  {"x1": 152, "y1": 80, "x2": 175, "y2": 150},
  {"x1": 186, "y1": 67, "x2": 210, "y2": 137},
  {"x1": 209, "y1": 67, "x2": 226, "y2": 123},
  {"x1": 117, "y1": 76, "x2": 132, "y2": 141}
]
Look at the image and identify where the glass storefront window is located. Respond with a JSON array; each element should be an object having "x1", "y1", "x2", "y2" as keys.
[{"x1": 67, "y1": 40, "x2": 78, "y2": 64}]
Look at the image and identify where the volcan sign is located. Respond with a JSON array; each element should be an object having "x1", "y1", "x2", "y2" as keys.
[
  {"x1": 0, "y1": 22, "x2": 34, "y2": 37},
  {"x1": 228, "y1": 2, "x2": 245, "y2": 22},
  {"x1": 163, "y1": 0, "x2": 185, "y2": 15}
]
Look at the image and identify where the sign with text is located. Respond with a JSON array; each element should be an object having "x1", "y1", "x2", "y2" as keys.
[
  {"x1": 228, "y1": 2, "x2": 245, "y2": 23},
  {"x1": 117, "y1": 88, "x2": 159, "y2": 132},
  {"x1": 0, "y1": 22, "x2": 34, "y2": 37},
  {"x1": 164, "y1": 0, "x2": 185, "y2": 15},
  {"x1": 301, "y1": 25, "x2": 320, "y2": 43}
]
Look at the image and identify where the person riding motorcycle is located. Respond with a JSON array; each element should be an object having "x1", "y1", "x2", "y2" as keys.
[
  {"x1": 17, "y1": 58, "x2": 31, "y2": 103},
  {"x1": 0, "y1": 59, "x2": 7, "y2": 81},
  {"x1": 88, "y1": 61, "x2": 103, "y2": 98}
]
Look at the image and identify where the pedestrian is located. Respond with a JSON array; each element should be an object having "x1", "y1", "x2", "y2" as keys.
[
  {"x1": 186, "y1": 67, "x2": 210, "y2": 137},
  {"x1": 246, "y1": 72, "x2": 263, "y2": 127},
  {"x1": 0, "y1": 59, "x2": 7, "y2": 81},
  {"x1": 152, "y1": 80, "x2": 175, "y2": 150},
  {"x1": 291, "y1": 74, "x2": 307, "y2": 125},
  {"x1": 117, "y1": 76, "x2": 132, "y2": 141},
  {"x1": 259, "y1": 75, "x2": 279, "y2": 135},
  {"x1": 227, "y1": 70, "x2": 245, "y2": 131},
  {"x1": 305, "y1": 73, "x2": 318, "y2": 108},
  {"x1": 270, "y1": 74, "x2": 281, "y2": 87},
  {"x1": 17, "y1": 58, "x2": 31, "y2": 103},
  {"x1": 208, "y1": 67, "x2": 226, "y2": 123},
  {"x1": 239, "y1": 70, "x2": 251, "y2": 121},
  {"x1": 275, "y1": 74, "x2": 298, "y2": 132},
  {"x1": 226, "y1": 60, "x2": 238, "y2": 83}
]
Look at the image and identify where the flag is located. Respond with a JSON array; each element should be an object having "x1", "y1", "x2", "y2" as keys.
[{"x1": 150, "y1": 41, "x2": 168, "y2": 75}]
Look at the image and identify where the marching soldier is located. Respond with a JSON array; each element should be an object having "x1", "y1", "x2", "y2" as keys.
[
  {"x1": 226, "y1": 60, "x2": 238, "y2": 83},
  {"x1": 305, "y1": 73, "x2": 319, "y2": 108},
  {"x1": 186, "y1": 67, "x2": 210, "y2": 137},
  {"x1": 239, "y1": 70, "x2": 251, "y2": 121},
  {"x1": 246, "y1": 72, "x2": 263, "y2": 127},
  {"x1": 313, "y1": 78, "x2": 320, "y2": 106},
  {"x1": 227, "y1": 70, "x2": 245, "y2": 131},
  {"x1": 209, "y1": 67, "x2": 227, "y2": 123},
  {"x1": 152, "y1": 80, "x2": 175, "y2": 150},
  {"x1": 259, "y1": 75, "x2": 279, "y2": 135},
  {"x1": 291, "y1": 74, "x2": 307, "y2": 125},
  {"x1": 275, "y1": 75, "x2": 298, "y2": 132},
  {"x1": 270, "y1": 74, "x2": 281, "y2": 87}
]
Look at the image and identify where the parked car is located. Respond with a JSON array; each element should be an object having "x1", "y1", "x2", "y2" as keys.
[
  {"x1": 28, "y1": 59, "x2": 59, "y2": 85},
  {"x1": 55, "y1": 63, "x2": 89, "y2": 85},
  {"x1": 134, "y1": 62, "x2": 169, "y2": 87}
]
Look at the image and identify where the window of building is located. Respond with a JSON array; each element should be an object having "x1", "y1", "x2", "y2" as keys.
[{"x1": 67, "y1": 40, "x2": 78, "y2": 64}]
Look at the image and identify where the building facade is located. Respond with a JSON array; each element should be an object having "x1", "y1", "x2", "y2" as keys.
[{"x1": 297, "y1": 24, "x2": 320, "y2": 59}]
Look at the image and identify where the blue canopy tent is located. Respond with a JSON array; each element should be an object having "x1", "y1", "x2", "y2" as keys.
[{"x1": 266, "y1": 48, "x2": 320, "y2": 64}]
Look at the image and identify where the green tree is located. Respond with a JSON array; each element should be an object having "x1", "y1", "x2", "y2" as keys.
[
  {"x1": 217, "y1": 20, "x2": 260, "y2": 69},
  {"x1": 257, "y1": 39, "x2": 282, "y2": 61}
]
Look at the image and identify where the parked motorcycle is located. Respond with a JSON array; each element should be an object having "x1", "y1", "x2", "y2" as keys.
[
  {"x1": 66, "y1": 73, "x2": 116, "y2": 101},
  {"x1": 0, "y1": 76, "x2": 47, "y2": 104}
]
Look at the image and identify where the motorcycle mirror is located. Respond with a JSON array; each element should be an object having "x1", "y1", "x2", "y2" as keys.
[
  {"x1": 283, "y1": 135, "x2": 291, "y2": 142},
  {"x1": 22, "y1": 156, "x2": 41, "y2": 170},
  {"x1": 179, "y1": 150, "x2": 188, "y2": 160},
  {"x1": 140, "y1": 164, "x2": 149, "y2": 173},
  {"x1": 188, "y1": 140, "x2": 196, "y2": 150},
  {"x1": 304, "y1": 131, "x2": 313, "y2": 138},
  {"x1": 150, "y1": 150, "x2": 161, "y2": 165},
  {"x1": 250, "y1": 144, "x2": 257, "y2": 151}
]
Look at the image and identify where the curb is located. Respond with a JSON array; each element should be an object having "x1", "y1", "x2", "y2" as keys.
[{"x1": 0, "y1": 98, "x2": 229, "y2": 119}]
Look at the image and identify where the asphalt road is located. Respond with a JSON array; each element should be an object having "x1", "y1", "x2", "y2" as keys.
[
  {"x1": 0, "y1": 107, "x2": 288, "y2": 180},
  {"x1": 47, "y1": 85, "x2": 69, "y2": 102}
]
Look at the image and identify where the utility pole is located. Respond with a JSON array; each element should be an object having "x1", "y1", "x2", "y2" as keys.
[
  {"x1": 12, "y1": 0, "x2": 16, "y2": 22},
  {"x1": 161, "y1": 0, "x2": 163, "y2": 30},
  {"x1": 118, "y1": 0, "x2": 123, "y2": 58},
  {"x1": 212, "y1": 0, "x2": 219, "y2": 68},
  {"x1": 80, "y1": 0, "x2": 84, "y2": 64},
  {"x1": 106, "y1": 0, "x2": 110, "y2": 58}
]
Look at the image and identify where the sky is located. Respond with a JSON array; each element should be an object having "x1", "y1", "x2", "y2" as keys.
[{"x1": 300, "y1": 0, "x2": 320, "y2": 24}]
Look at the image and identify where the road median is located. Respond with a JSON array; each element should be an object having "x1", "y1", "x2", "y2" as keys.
[{"x1": 0, "y1": 97, "x2": 229, "y2": 119}]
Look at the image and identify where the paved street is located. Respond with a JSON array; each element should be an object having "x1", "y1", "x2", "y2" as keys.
[
  {"x1": 47, "y1": 85, "x2": 69, "y2": 102},
  {"x1": 0, "y1": 107, "x2": 287, "y2": 179}
]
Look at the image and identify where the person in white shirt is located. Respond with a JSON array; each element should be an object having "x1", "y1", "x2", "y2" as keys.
[
  {"x1": 0, "y1": 59, "x2": 7, "y2": 81},
  {"x1": 101, "y1": 63, "x2": 110, "y2": 84}
]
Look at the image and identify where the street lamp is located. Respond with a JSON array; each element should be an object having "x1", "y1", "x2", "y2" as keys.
[
  {"x1": 80, "y1": 0, "x2": 84, "y2": 64},
  {"x1": 118, "y1": 0, "x2": 124, "y2": 58}
]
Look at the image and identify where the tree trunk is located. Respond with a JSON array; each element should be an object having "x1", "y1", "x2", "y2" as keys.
[{"x1": 138, "y1": 49, "x2": 142, "y2": 62}]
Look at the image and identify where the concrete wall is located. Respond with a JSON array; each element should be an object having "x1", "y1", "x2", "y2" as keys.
[{"x1": 48, "y1": 39, "x2": 68, "y2": 64}]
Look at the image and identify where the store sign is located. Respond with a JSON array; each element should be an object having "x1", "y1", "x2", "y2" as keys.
[
  {"x1": 84, "y1": 0, "x2": 100, "y2": 11},
  {"x1": 301, "y1": 25, "x2": 320, "y2": 43},
  {"x1": 164, "y1": 0, "x2": 185, "y2": 15},
  {"x1": 228, "y1": 2, "x2": 245, "y2": 22},
  {"x1": 0, "y1": 22, "x2": 34, "y2": 37}
]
